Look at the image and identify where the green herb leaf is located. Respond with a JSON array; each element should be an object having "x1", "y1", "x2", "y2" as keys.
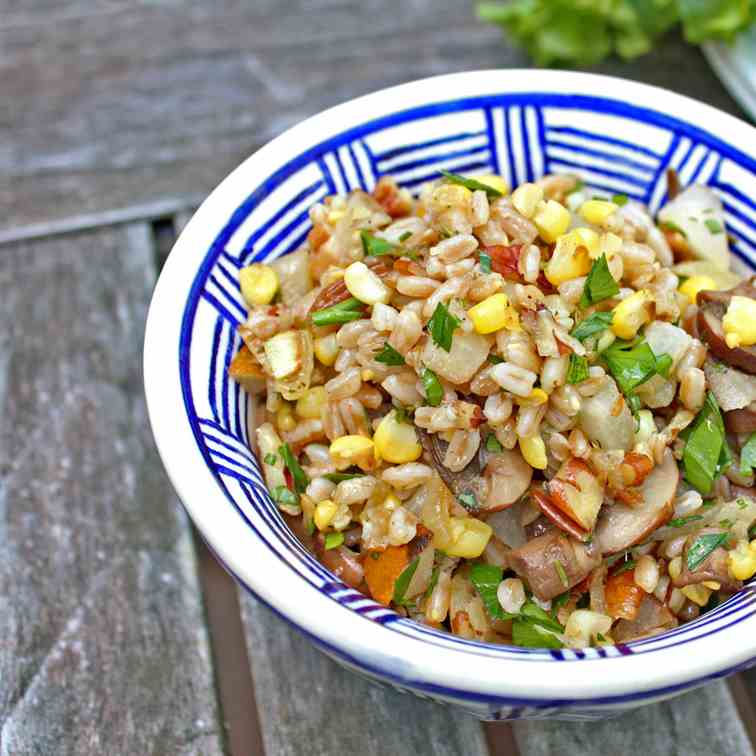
[
  {"x1": 305, "y1": 517, "x2": 315, "y2": 535},
  {"x1": 613, "y1": 558, "x2": 636, "y2": 576},
  {"x1": 485, "y1": 433, "x2": 504, "y2": 453},
  {"x1": 393, "y1": 557, "x2": 420, "y2": 606},
  {"x1": 554, "y1": 560, "x2": 569, "y2": 589},
  {"x1": 683, "y1": 391, "x2": 727, "y2": 494},
  {"x1": 421, "y1": 367, "x2": 444, "y2": 406},
  {"x1": 704, "y1": 218, "x2": 724, "y2": 235},
  {"x1": 425, "y1": 566, "x2": 440, "y2": 599},
  {"x1": 263, "y1": 453, "x2": 278, "y2": 466},
  {"x1": 580, "y1": 255, "x2": 619, "y2": 308},
  {"x1": 375, "y1": 342, "x2": 406, "y2": 366},
  {"x1": 398, "y1": 231, "x2": 413, "y2": 242},
  {"x1": 612, "y1": 193, "x2": 629, "y2": 206},
  {"x1": 278, "y1": 443, "x2": 309, "y2": 493},
  {"x1": 668, "y1": 514, "x2": 704, "y2": 528},
  {"x1": 571, "y1": 311, "x2": 614, "y2": 342},
  {"x1": 440, "y1": 170, "x2": 503, "y2": 197},
  {"x1": 458, "y1": 491, "x2": 480, "y2": 513},
  {"x1": 602, "y1": 339, "x2": 658, "y2": 395},
  {"x1": 311, "y1": 297, "x2": 365, "y2": 326},
  {"x1": 520, "y1": 601, "x2": 564, "y2": 633},
  {"x1": 552, "y1": 591, "x2": 570, "y2": 612},
  {"x1": 567, "y1": 353, "x2": 589, "y2": 384},
  {"x1": 323, "y1": 472, "x2": 365, "y2": 483},
  {"x1": 655, "y1": 354, "x2": 673, "y2": 378},
  {"x1": 596, "y1": 632, "x2": 607, "y2": 643},
  {"x1": 470, "y1": 563, "x2": 507, "y2": 620},
  {"x1": 361, "y1": 231, "x2": 397, "y2": 257},
  {"x1": 488, "y1": 354, "x2": 504, "y2": 364},
  {"x1": 480, "y1": 252, "x2": 492, "y2": 274},
  {"x1": 720, "y1": 518, "x2": 734, "y2": 529},
  {"x1": 661, "y1": 220, "x2": 687, "y2": 238},
  {"x1": 740, "y1": 433, "x2": 756, "y2": 477},
  {"x1": 687, "y1": 531, "x2": 729, "y2": 572},
  {"x1": 512, "y1": 618, "x2": 563, "y2": 649},
  {"x1": 272, "y1": 485, "x2": 300, "y2": 508},
  {"x1": 427, "y1": 302, "x2": 460, "y2": 352},
  {"x1": 324, "y1": 531, "x2": 345, "y2": 550}
]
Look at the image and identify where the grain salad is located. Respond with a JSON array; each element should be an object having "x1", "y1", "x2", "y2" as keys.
[{"x1": 229, "y1": 169, "x2": 756, "y2": 649}]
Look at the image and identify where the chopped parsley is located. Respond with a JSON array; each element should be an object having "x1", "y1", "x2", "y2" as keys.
[
  {"x1": 485, "y1": 433, "x2": 504, "y2": 453},
  {"x1": 375, "y1": 342, "x2": 406, "y2": 366},
  {"x1": 361, "y1": 231, "x2": 397, "y2": 257},
  {"x1": 668, "y1": 514, "x2": 704, "y2": 528},
  {"x1": 278, "y1": 442, "x2": 309, "y2": 493},
  {"x1": 554, "y1": 560, "x2": 569, "y2": 589},
  {"x1": 612, "y1": 193, "x2": 629, "y2": 206},
  {"x1": 324, "y1": 532, "x2": 345, "y2": 550},
  {"x1": 567, "y1": 353, "x2": 589, "y2": 384},
  {"x1": 571, "y1": 311, "x2": 614, "y2": 342},
  {"x1": 393, "y1": 557, "x2": 420, "y2": 606},
  {"x1": 398, "y1": 231, "x2": 413, "y2": 242},
  {"x1": 427, "y1": 302, "x2": 460, "y2": 352},
  {"x1": 602, "y1": 339, "x2": 659, "y2": 396},
  {"x1": 425, "y1": 566, "x2": 440, "y2": 599},
  {"x1": 440, "y1": 170, "x2": 503, "y2": 198},
  {"x1": 470, "y1": 563, "x2": 507, "y2": 620},
  {"x1": 272, "y1": 485, "x2": 300, "y2": 508},
  {"x1": 740, "y1": 433, "x2": 756, "y2": 477},
  {"x1": 661, "y1": 220, "x2": 687, "y2": 237},
  {"x1": 458, "y1": 491, "x2": 480, "y2": 513},
  {"x1": 580, "y1": 254, "x2": 619, "y2": 308},
  {"x1": 263, "y1": 453, "x2": 278, "y2": 466},
  {"x1": 687, "y1": 531, "x2": 728, "y2": 572},
  {"x1": 421, "y1": 367, "x2": 444, "y2": 406},
  {"x1": 311, "y1": 297, "x2": 365, "y2": 326},
  {"x1": 704, "y1": 219, "x2": 724, "y2": 235},
  {"x1": 479, "y1": 252, "x2": 492, "y2": 274},
  {"x1": 682, "y1": 391, "x2": 729, "y2": 495}
]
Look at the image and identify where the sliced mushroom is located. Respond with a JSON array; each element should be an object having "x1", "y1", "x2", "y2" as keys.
[
  {"x1": 417, "y1": 428, "x2": 486, "y2": 502},
  {"x1": 508, "y1": 530, "x2": 601, "y2": 601},
  {"x1": 698, "y1": 278, "x2": 756, "y2": 375},
  {"x1": 703, "y1": 358, "x2": 756, "y2": 412},
  {"x1": 674, "y1": 529, "x2": 742, "y2": 593},
  {"x1": 725, "y1": 405, "x2": 756, "y2": 434},
  {"x1": 595, "y1": 450, "x2": 679, "y2": 555}
]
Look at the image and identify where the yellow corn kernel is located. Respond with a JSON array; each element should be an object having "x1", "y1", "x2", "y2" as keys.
[
  {"x1": 344, "y1": 261, "x2": 390, "y2": 305},
  {"x1": 431, "y1": 184, "x2": 472, "y2": 212},
  {"x1": 728, "y1": 541, "x2": 756, "y2": 580},
  {"x1": 680, "y1": 584, "x2": 712, "y2": 607},
  {"x1": 579, "y1": 199, "x2": 618, "y2": 226},
  {"x1": 314, "y1": 499, "x2": 338, "y2": 531},
  {"x1": 518, "y1": 434, "x2": 547, "y2": 470},
  {"x1": 511, "y1": 182, "x2": 543, "y2": 218},
  {"x1": 296, "y1": 386, "x2": 327, "y2": 419},
  {"x1": 703, "y1": 580, "x2": 721, "y2": 590},
  {"x1": 445, "y1": 516, "x2": 493, "y2": 558},
  {"x1": 723, "y1": 295, "x2": 756, "y2": 348},
  {"x1": 275, "y1": 403, "x2": 296, "y2": 432},
  {"x1": 361, "y1": 369, "x2": 375, "y2": 381},
  {"x1": 678, "y1": 275, "x2": 717, "y2": 305},
  {"x1": 611, "y1": 290, "x2": 652, "y2": 340},
  {"x1": 544, "y1": 230, "x2": 596, "y2": 286},
  {"x1": 467, "y1": 293, "x2": 519, "y2": 334},
  {"x1": 314, "y1": 333, "x2": 339, "y2": 367},
  {"x1": 374, "y1": 410, "x2": 422, "y2": 464},
  {"x1": 533, "y1": 199, "x2": 571, "y2": 244},
  {"x1": 472, "y1": 174, "x2": 508, "y2": 196},
  {"x1": 327, "y1": 209, "x2": 345, "y2": 224},
  {"x1": 329, "y1": 435, "x2": 375, "y2": 471},
  {"x1": 239, "y1": 263, "x2": 279, "y2": 307},
  {"x1": 668, "y1": 556, "x2": 682, "y2": 581},
  {"x1": 383, "y1": 493, "x2": 401, "y2": 512},
  {"x1": 518, "y1": 388, "x2": 548, "y2": 407}
]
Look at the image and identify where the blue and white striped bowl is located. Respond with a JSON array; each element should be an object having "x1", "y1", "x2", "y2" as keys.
[{"x1": 144, "y1": 71, "x2": 756, "y2": 720}]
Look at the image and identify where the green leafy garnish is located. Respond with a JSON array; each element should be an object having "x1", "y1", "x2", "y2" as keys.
[
  {"x1": 272, "y1": 485, "x2": 300, "y2": 508},
  {"x1": 375, "y1": 342, "x2": 406, "y2": 366},
  {"x1": 552, "y1": 591, "x2": 570, "y2": 612},
  {"x1": 361, "y1": 231, "x2": 397, "y2": 257},
  {"x1": 398, "y1": 231, "x2": 413, "y2": 242},
  {"x1": 554, "y1": 560, "x2": 569, "y2": 589},
  {"x1": 305, "y1": 517, "x2": 315, "y2": 535},
  {"x1": 740, "y1": 433, "x2": 756, "y2": 476},
  {"x1": 427, "y1": 302, "x2": 460, "y2": 352},
  {"x1": 425, "y1": 566, "x2": 440, "y2": 599},
  {"x1": 311, "y1": 297, "x2": 365, "y2": 326},
  {"x1": 661, "y1": 220, "x2": 687, "y2": 238},
  {"x1": 571, "y1": 311, "x2": 614, "y2": 342},
  {"x1": 612, "y1": 193, "x2": 629, "y2": 206},
  {"x1": 520, "y1": 601, "x2": 564, "y2": 633},
  {"x1": 668, "y1": 514, "x2": 704, "y2": 528},
  {"x1": 480, "y1": 252, "x2": 492, "y2": 274},
  {"x1": 655, "y1": 354, "x2": 673, "y2": 378},
  {"x1": 488, "y1": 354, "x2": 504, "y2": 364},
  {"x1": 323, "y1": 471, "x2": 365, "y2": 483},
  {"x1": 263, "y1": 453, "x2": 278, "y2": 466},
  {"x1": 485, "y1": 433, "x2": 504, "y2": 453},
  {"x1": 458, "y1": 491, "x2": 480, "y2": 513},
  {"x1": 596, "y1": 632, "x2": 607, "y2": 643},
  {"x1": 512, "y1": 619, "x2": 564, "y2": 649},
  {"x1": 687, "y1": 531, "x2": 729, "y2": 572},
  {"x1": 682, "y1": 391, "x2": 728, "y2": 494},
  {"x1": 580, "y1": 254, "x2": 619, "y2": 308},
  {"x1": 393, "y1": 557, "x2": 420, "y2": 606},
  {"x1": 720, "y1": 518, "x2": 734, "y2": 529},
  {"x1": 704, "y1": 218, "x2": 724, "y2": 235},
  {"x1": 421, "y1": 367, "x2": 444, "y2": 406},
  {"x1": 602, "y1": 339, "x2": 659, "y2": 395},
  {"x1": 470, "y1": 563, "x2": 507, "y2": 619},
  {"x1": 567, "y1": 353, "x2": 589, "y2": 384},
  {"x1": 613, "y1": 558, "x2": 636, "y2": 576},
  {"x1": 440, "y1": 170, "x2": 503, "y2": 197},
  {"x1": 324, "y1": 531, "x2": 345, "y2": 550},
  {"x1": 278, "y1": 443, "x2": 309, "y2": 493}
]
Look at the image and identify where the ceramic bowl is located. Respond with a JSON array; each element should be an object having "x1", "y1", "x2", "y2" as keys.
[{"x1": 144, "y1": 70, "x2": 756, "y2": 721}]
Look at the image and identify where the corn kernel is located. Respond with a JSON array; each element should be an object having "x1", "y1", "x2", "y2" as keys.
[
  {"x1": 681, "y1": 584, "x2": 711, "y2": 607},
  {"x1": 314, "y1": 499, "x2": 338, "y2": 531},
  {"x1": 518, "y1": 388, "x2": 549, "y2": 407},
  {"x1": 511, "y1": 182, "x2": 543, "y2": 218},
  {"x1": 327, "y1": 209, "x2": 345, "y2": 224},
  {"x1": 344, "y1": 261, "x2": 390, "y2": 305},
  {"x1": 679, "y1": 275, "x2": 717, "y2": 305},
  {"x1": 361, "y1": 369, "x2": 375, "y2": 381},
  {"x1": 240, "y1": 263, "x2": 279, "y2": 307},
  {"x1": 723, "y1": 295, "x2": 756, "y2": 348},
  {"x1": 533, "y1": 199, "x2": 571, "y2": 244},
  {"x1": 329, "y1": 435, "x2": 375, "y2": 470},
  {"x1": 668, "y1": 556, "x2": 682, "y2": 581},
  {"x1": 545, "y1": 229, "x2": 596, "y2": 285},
  {"x1": 518, "y1": 434, "x2": 547, "y2": 470},
  {"x1": 431, "y1": 184, "x2": 472, "y2": 212},
  {"x1": 728, "y1": 540, "x2": 756, "y2": 580},
  {"x1": 467, "y1": 293, "x2": 519, "y2": 334},
  {"x1": 374, "y1": 410, "x2": 422, "y2": 464},
  {"x1": 703, "y1": 580, "x2": 721, "y2": 590},
  {"x1": 472, "y1": 174, "x2": 508, "y2": 196},
  {"x1": 611, "y1": 290, "x2": 652, "y2": 340},
  {"x1": 275, "y1": 403, "x2": 296, "y2": 432},
  {"x1": 445, "y1": 516, "x2": 493, "y2": 558},
  {"x1": 296, "y1": 386, "x2": 327, "y2": 419},
  {"x1": 383, "y1": 493, "x2": 401, "y2": 512},
  {"x1": 314, "y1": 333, "x2": 339, "y2": 367},
  {"x1": 579, "y1": 199, "x2": 618, "y2": 226}
]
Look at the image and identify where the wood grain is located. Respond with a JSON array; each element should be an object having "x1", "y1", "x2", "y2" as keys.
[
  {"x1": 240, "y1": 595, "x2": 490, "y2": 756},
  {"x1": 0, "y1": 0, "x2": 743, "y2": 237},
  {"x1": 0, "y1": 224, "x2": 223, "y2": 755}
]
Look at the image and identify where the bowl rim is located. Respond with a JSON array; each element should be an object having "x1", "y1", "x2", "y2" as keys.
[{"x1": 144, "y1": 68, "x2": 756, "y2": 706}]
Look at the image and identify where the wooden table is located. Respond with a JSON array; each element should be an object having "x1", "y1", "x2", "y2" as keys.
[{"x1": 2, "y1": 3, "x2": 755, "y2": 754}]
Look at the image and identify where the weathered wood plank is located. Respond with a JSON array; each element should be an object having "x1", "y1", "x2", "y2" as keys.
[
  {"x1": 0, "y1": 0, "x2": 742, "y2": 236},
  {"x1": 0, "y1": 224, "x2": 223, "y2": 755},
  {"x1": 240, "y1": 595, "x2": 490, "y2": 756},
  {"x1": 513, "y1": 681, "x2": 754, "y2": 756}
]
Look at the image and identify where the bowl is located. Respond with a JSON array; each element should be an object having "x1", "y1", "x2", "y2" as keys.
[{"x1": 144, "y1": 70, "x2": 756, "y2": 721}]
